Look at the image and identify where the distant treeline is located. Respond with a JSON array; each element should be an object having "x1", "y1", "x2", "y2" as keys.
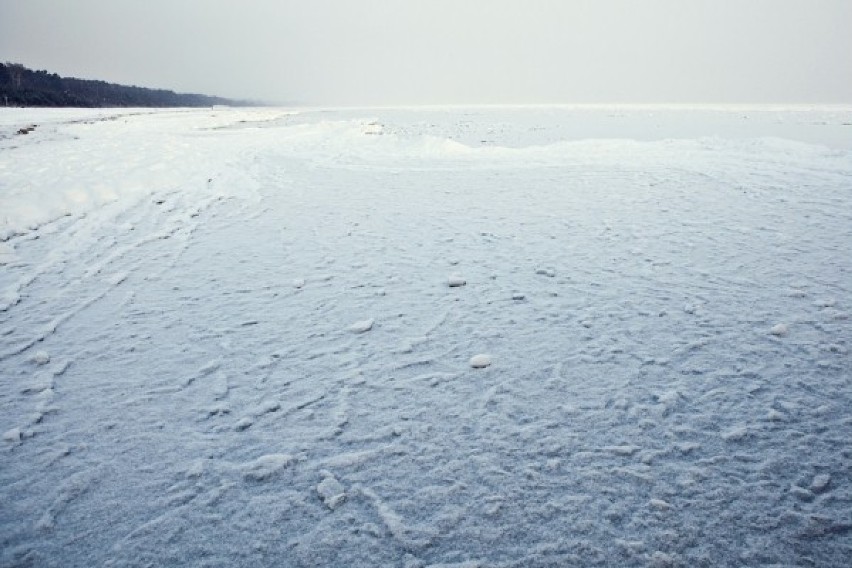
[{"x1": 0, "y1": 62, "x2": 251, "y2": 107}]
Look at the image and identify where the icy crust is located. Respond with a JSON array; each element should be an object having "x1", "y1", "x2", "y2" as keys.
[{"x1": 1, "y1": 107, "x2": 851, "y2": 567}]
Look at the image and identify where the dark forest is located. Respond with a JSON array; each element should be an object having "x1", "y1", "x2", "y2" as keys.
[{"x1": 0, "y1": 62, "x2": 249, "y2": 107}]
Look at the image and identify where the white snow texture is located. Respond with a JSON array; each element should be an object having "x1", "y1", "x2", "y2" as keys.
[{"x1": 1, "y1": 106, "x2": 851, "y2": 567}]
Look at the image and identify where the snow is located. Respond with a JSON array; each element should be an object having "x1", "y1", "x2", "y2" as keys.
[{"x1": 1, "y1": 105, "x2": 851, "y2": 567}]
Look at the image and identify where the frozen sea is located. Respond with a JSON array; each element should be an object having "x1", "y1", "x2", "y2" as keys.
[{"x1": 1, "y1": 105, "x2": 851, "y2": 567}]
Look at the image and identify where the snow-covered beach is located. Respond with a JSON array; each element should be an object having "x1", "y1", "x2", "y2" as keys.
[{"x1": 1, "y1": 106, "x2": 851, "y2": 566}]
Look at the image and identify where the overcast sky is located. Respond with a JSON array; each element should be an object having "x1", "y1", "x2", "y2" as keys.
[{"x1": 1, "y1": 0, "x2": 850, "y2": 105}]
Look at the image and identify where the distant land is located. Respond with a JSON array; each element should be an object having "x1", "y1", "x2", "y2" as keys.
[{"x1": 0, "y1": 62, "x2": 255, "y2": 107}]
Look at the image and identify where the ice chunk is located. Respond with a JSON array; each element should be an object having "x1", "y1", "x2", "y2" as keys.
[
  {"x1": 349, "y1": 318, "x2": 375, "y2": 333},
  {"x1": 469, "y1": 354, "x2": 492, "y2": 368},
  {"x1": 721, "y1": 426, "x2": 748, "y2": 441},
  {"x1": 811, "y1": 474, "x2": 831, "y2": 492},
  {"x1": 766, "y1": 409, "x2": 785, "y2": 421},
  {"x1": 185, "y1": 459, "x2": 206, "y2": 478},
  {"x1": 0, "y1": 291, "x2": 20, "y2": 311},
  {"x1": 3, "y1": 427, "x2": 22, "y2": 443},
  {"x1": 616, "y1": 540, "x2": 646, "y2": 554},
  {"x1": 31, "y1": 351, "x2": 50, "y2": 365},
  {"x1": 317, "y1": 471, "x2": 346, "y2": 510},
  {"x1": 205, "y1": 403, "x2": 230, "y2": 417},
  {"x1": 606, "y1": 445, "x2": 640, "y2": 456},
  {"x1": 790, "y1": 485, "x2": 815, "y2": 501},
  {"x1": 770, "y1": 323, "x2": 788, "y2": 336},
  {"x1": 447, "y1": 275, "x2": 466, "y2": 288},
  {"x1": 243, "y1": 454, "x2": 295, "y2": 481},
  {"x1": 106, "y1": 272, "x2": 128, "y2": 286},
  {"x1": 251, "y1": 399, "x2": 281, "y2": 417},
  {"x1": 649, "y1": 551, "x2": 678, "y2": 567}
]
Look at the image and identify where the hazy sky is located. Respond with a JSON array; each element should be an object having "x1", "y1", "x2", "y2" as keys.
[{"x1": 1, "y1": 0, "x2": 851, "y2": 104}]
